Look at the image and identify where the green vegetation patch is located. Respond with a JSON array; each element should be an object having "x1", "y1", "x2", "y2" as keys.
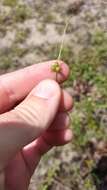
[
  {"x1": 13, "y1": 5, "x2": 32, "y2": 23},
  {"x1": 3, "y1": 0, "x2": 17, "y2": 7}
]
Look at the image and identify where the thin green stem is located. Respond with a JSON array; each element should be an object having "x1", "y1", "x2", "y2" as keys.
[
  {"x1": 57, "y1": 19, "x2": 71, "y2": 123},
  {"x1": 57, "y1": 19, "x2": 70, "y2": 60}
]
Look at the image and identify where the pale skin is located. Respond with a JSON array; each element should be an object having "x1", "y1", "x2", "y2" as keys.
[{"x1": 0, "y1": 60, "x2": 73, "y2": 190}]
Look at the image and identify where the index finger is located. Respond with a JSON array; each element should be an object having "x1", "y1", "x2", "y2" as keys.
[{"x1": 0, "y1": 60, "x2": 69, "y2": 113}]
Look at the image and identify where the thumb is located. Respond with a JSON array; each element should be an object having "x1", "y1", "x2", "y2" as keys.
[
  {"x1": 15, "y1": 79, "x2": 61, "y2": 137},
  {"x1": 0, "y1": 79, "x2": 61, "y2": 169}
]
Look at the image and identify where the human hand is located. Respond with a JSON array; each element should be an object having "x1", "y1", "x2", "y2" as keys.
[{"x1": 0, "y1": 60, "x2": 73, "y2": 190}]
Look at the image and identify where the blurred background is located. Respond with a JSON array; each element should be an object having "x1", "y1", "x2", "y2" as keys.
[{"x1": 0, "y1": 0, "x2": 107, "y2": 189}]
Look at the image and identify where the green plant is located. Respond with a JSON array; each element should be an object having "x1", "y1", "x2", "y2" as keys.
[
  {"x1": 15, "y1": 28, "x2": 30, "y2": 43},
  {"x1": 14, "y1": 5, "x2": 32, "y2": 22},
  {"x1": 39, "y1": 165, "x2": 59, "y2": 190},
  {"x1": 0, "y1": 55, "x2": 13, "y2": 70},
  {"x1": 3, "y1": 0, "x2": 17, "y2": 7}
]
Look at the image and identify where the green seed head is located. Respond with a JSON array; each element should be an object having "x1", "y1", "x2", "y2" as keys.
[{"x1": 51, "y1": 62, "x2": 61, "y2": 73}]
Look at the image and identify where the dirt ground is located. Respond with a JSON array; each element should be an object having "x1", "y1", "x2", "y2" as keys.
[{"x1": 0, "y1": 0, "x2": 107, "y2": 190}]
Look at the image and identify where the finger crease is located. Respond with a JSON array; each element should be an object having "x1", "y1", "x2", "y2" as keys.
[
  {"x1": 0, "y1": 80, "x2": 16, "y2": 105},
  {"x1": 21, "y1": 150, "x2": 31, "y2": 177},
  {"x1": 39, "y1": 135, "x2": 52, "y2": 155}
]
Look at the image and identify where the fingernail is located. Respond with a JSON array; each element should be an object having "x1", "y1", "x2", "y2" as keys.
[
  {"x1": 32, "y1": 79, "x2": 58, "y2": 99},
  {"x1": 64, "y1": 129, "x2": 73, "y2": 142}
]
